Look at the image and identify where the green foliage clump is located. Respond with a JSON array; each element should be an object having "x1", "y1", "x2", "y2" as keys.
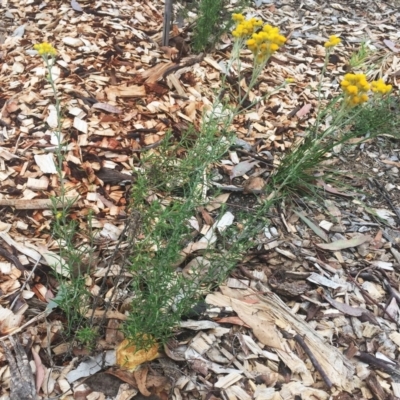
[
  {"x1": 191, "y1": 0, "x2": 250, "y2": 52},
  {"x1": 124, "y1": 127, "x2": 243, "y2": 348}
]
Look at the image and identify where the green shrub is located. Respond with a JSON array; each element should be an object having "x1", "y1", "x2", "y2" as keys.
[{"x1": 191, "y1": 0, "x2": 250, "y2": 52}]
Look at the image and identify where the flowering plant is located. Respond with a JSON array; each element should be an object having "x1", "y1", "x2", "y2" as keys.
[
  {"x1": 33, "y1": 42, "x2": 57, "y2": 57},
  {"x1": 242, "y1": 27, "x2": 396, "y2": 198},
  {"x1": 324, "y1": 35, "x2": 341, "y2": 48},
  {"x1": 232, "y1": 13, "x2": 286, "y2": 66},
  {"x1": 340, "y1": 73, "x2": 370, "y2": 106},
  {"x1": 371, "y1": 78, "x2": 392, "y2": 95}
]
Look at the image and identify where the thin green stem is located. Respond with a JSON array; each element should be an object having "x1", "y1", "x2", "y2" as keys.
[
  {"x1": 313, "y1": 50, "x2": 331, "y2": 137},
  {"x1": 44, "y1": 56, "x2": 66, "y2": 199}
]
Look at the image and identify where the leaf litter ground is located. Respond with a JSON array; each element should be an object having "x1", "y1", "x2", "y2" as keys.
[{"x1": 0, "y1": 0, "x2": 400, "y2": 399}]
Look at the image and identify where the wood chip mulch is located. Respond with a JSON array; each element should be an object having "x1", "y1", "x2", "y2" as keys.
[{"x1": 0, "y1": 0, "x2": 400, "y2": 399}]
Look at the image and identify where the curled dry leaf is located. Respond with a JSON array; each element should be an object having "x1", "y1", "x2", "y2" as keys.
[
  {"x1": 205, "y1": 193, "x2": 230, "y2": 212},
  {"x1": 31, "y1": 349, "x2": 45, "y2": 394},
  {"x1": 134, "y1": 366, "x2": 151, "y2": 397},
  {"x1": 217, "y1": 316, "x2": 250, "y2": 327},
  {"x1": 163, "y1": 342, "x2": 186, "y2": 362}
]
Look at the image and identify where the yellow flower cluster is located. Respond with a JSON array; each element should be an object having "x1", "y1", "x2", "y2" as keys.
[
  {"x1": 232, "y1": 13, "x2": 245, "y2": 22},
  {"x1": 34, "y1": 42, "x2": 57, "y2": 57},
  {"x1": 232, "y1": 14, "x2": 263, "y2": 38},
  {"x1": 232, "y1": 14, "x2": 286, "y2": 63},
  {"x1": 246, "y1": 25, "x2": 286, "y2": 64},
  {"x1": 341, "y1": 74, "x2": 393, "y2": 106},
  {"x1": 371, "y1": 78, "x2": 392, "y2": 95},
  {"x1": 340, "y1": 73, "x2": 370, "y2": 106},
  {"x1": 324, "y1": 35, "x2": 341, "y2": 48},
  {"x1": 231, "y1": 14, "x2": 286, "y2": 63}
]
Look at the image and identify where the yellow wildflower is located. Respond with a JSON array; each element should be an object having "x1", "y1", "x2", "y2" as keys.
[
  {"x1": 246, "y1": 38, "x2": 257, "y2": 51},
  {"x1": 253, "y1": 19, "x2": 264, "y2": 27},
  {"x1": 232, "y1": 13, "x2": 245, "y2": 22},
  {"x1": 371, "y1": 78, "x2": 392, "y2": 95},
  {"x1": 34, "y1": 42, "x2": 57, "y2": 57},
  {"x1": 246, "y1": 24, "x2": 286, "y2": 63},
  {"x1": 346, "y1": 85, "x2": 358, "y2": 95},
  {"x1": 270, "y1": 43, "x2": 280, "y2": 52},
  {"x1": 262, "y1": 25, "x2": 279, "y2": 35},
  {"x1": 231, "y1": 15, "x2": 264, "y2": 38},
  {"x1": 249, "y1": 17, "x2": 263, "y2": 27},
  {"x1": 324, "y1": 35, "x2": 341, "y2": 48},
  {"x1": 231, "y1": 15, "x2": 286, "y2": 64},
  {"x1": 341, "y1": 72, "x2": 370, "y2": 107}
]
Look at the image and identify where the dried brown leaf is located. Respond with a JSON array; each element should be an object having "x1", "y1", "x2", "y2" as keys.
[
  {"x1": 134, "y1": 366, "x2": 151, "y2": 397},
  {"x1": 31, "y1": 349, "x2": 45, "y2": 394}
]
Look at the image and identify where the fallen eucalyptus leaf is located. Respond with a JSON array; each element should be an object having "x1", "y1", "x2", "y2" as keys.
[
  {"x1": 294, "y1": 210, "x2": 329, "y2": 242},
  {"x1": 323, "y1": 294, "x2": 363, "y2": 317},
  {"x1": 317, "y1": 235, "x2": 370, "y2": 250}
]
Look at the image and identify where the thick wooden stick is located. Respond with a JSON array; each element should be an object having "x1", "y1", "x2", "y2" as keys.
[{"x1": 294, "y1": 334, "x2": 333, "y2": 389}]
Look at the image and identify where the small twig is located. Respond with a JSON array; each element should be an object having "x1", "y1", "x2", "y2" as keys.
[
  {"x1": 372, "y1": 178, "x2": 400, "y2": 224},
  {"x1": 356, "y1": 352, "x2": 400, "y2": 377},
  {"x1": 354, "y1": 265, "x2": 375, "y2": 282},
  {"x1": 238, "y1": 264, "x2": 268, "y2": 284},
  {"x1": 0, "y1": 246, "x2": 26, "y2": 271},
  {"x1": 235, "y1": 149, "x2": 274, "y2": 165},
  {"x1": 10, "y1": 258, "x2": 41, "y2": 311},
  {"x1": 293, "y1": 334, "x2": 333, "y2": 389},
  {"x1": 162, "y1": 0, "x2": 173, "y2": 46},
  {"x1": 348, "y1": 275, "x2": 399, "y2": 326},
  {"x1": 162, "y1": 53, "x2": 205, "y2": 79},
  {"x1": 382, "y1": 277, "x2": 400, "y2": 304},
  {"x1": 89, "y1": 211, "x2": 140, "y2": 328},
  {"x1": 0, "y1": 311, "x2": 49, "y2": 341}
]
